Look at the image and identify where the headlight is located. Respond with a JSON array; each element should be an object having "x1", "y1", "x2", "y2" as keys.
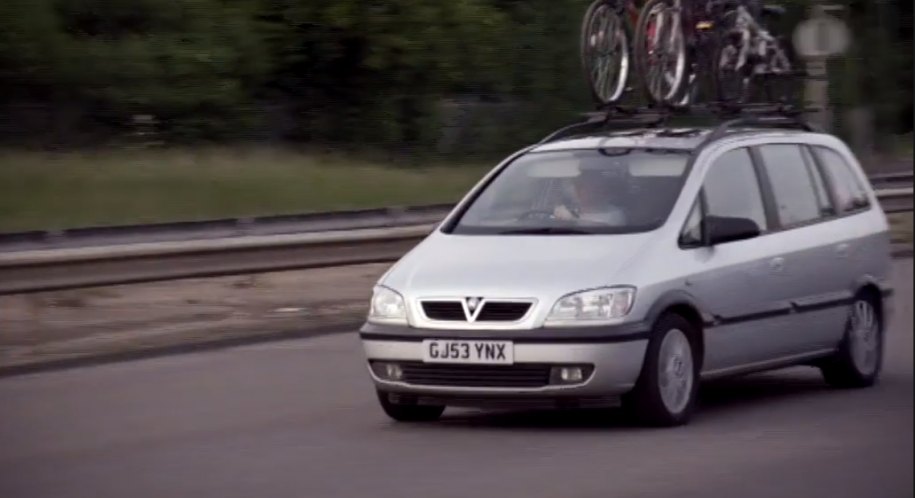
[
  {"x1": 544, "y1": 286, "x2": 636, "y2": 326},
  {"x1": 368, "y1": 286, "x2": 407, "y2": 324}
]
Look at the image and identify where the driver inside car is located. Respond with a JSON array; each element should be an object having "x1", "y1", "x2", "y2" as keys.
[{"x1": 552, "y1": 170, "x2": 627, "y2": 225}]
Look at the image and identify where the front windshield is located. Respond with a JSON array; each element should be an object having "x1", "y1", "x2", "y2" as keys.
[{"x1": 449, "y1": 148, "x2": 691, "y2": 235}]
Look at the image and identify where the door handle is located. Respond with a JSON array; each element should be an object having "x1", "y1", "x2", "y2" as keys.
[
  {"x1": 769, "y1": 257, "x2": 785, "y2": 273},
  {"x1": 836, "y1": 243, "x2": 851, "y2": 258}
]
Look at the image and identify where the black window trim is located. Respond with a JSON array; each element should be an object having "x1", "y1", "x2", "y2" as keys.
[
  {"x1": 799, "y1": 145, "x2": 837, "y2": 218},
  {"x1": 806, "y1": 144, "x2": 843, "y2": 213},
  {"x1": 747, "y1": 146, "x2": 780, "y2": 232}
]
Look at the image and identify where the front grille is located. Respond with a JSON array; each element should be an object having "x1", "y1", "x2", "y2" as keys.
[
  {"x1": 420, "y1": 300, "x2": 532, "y2": 322},
  {"x1": 476, "y1": 302, "x2": 531, "y2": 321},
  {"x1": 421, "y1": 301, "x2": 465, "y2": 321},
  {"x1": 398, "y1": 362, "x2": 551, "y2": 388}
]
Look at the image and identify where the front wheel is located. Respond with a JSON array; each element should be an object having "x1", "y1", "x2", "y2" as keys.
[
  {"x1": 377, "y1": 391, "x2": 445, "y2": 422},
  {"x1": 633, "y1": 0, "x2": 690, "y2": 106},
  {"x1": 820, "y1": 296, "x2": 883, "y2": 388},
  {"x1": 623, "y1": 314, "x2": 699, "y2": 426},
  {"x1": 581, "y1": 0, "x2": 631, "y2": 106}
]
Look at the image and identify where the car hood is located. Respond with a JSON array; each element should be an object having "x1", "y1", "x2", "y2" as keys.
[{"x1": 380, "y1": 231, "x2": 657, "y2": 299}]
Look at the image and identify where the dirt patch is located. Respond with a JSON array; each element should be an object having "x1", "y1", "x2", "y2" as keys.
[
  {"x1": 0, "y1": 263, "x2": 389, "y2": 370},
  {"x1": 889, "y1": 212, "x2": 913, "y2": 245}
]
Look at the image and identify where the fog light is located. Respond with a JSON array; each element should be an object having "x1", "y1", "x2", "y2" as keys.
[
  {"x1": 560, "y1": 367, "x2": 583, "y2": 382},
  {"x1": 549, "y1": 365, "x2": 593, "y2": 385},
  {"x1": 385, "y1": 363, "x2": 404, "y2": 381},
  {"x1": 371, "y1": 362, "x2": 404, "y2": 381}
]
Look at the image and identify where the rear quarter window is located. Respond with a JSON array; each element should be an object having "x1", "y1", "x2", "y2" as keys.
[
  {"x1": 757, "y1": 144, "x2": 833, "y2": 227},
  {"x1": 812, "y1": 146, "x2": 872, "y2": 213}
]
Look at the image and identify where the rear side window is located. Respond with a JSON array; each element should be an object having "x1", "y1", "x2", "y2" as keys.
[
  {"x1": 702, "y1": 148, "x2": 768, "y2": 231},
  {"x1": 757, "y1": 144, "x2": 832, "y2": 227},
  {"x1": 800, "y1": 146, "x2": 835, "y2": 217},
  {"x1": 814, "y1": 146, "x2": 871, "y2": 212}
]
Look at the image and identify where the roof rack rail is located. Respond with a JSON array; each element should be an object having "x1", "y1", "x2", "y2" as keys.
[
  {"x1": 701, "y1": 113, "x2": 820, "y2": 146},
  {"x1": 538, "y1": 102, "x2": 820, "y2": 145},
  {"x1": 538, "y1": 105, "x2": 669, "y2": 144}
]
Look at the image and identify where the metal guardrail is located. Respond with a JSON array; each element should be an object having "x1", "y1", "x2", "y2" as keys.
[
  {"x1": 0, "y1": 204, "x2": 454, "y2": 253},
  {"x1": 0, "y1": 180, "x2": 911, "y2": 296},
  {"x1": 0, "y1": 225, "x2": 434, "y2": 295},
  {"x1": 877, "y1": 186, "x2": 915, "y2": 214},
  {"x1": 868, "y1": 171, "x2": 914, "y2": 185}
]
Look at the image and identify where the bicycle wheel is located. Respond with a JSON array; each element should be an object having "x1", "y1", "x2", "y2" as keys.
[
  {"x1": 581, "y1": 0, "x2": 631, "y2": 106},
  {"x1": 712, "y1": 9, "x2": 752, "y2": 104},
  {"x1": 633, "y1": 0, "x2": 689, "y2": 106}
]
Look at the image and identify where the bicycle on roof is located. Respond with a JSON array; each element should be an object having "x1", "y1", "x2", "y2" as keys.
[
  {"x1": 580, "y1": 0, "x2": 645, "y2": 107},
  {"x1": 581, "y1": 0, "x2": 796, "y2": 110}
]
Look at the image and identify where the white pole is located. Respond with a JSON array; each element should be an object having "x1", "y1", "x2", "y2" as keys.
[{"x1": 803, "y1": 3, "x2": 831, "y2": 131}]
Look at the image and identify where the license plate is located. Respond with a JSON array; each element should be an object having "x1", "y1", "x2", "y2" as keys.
[{"x1": 421, "y1": 339, "x2": 514, "y2": 365}]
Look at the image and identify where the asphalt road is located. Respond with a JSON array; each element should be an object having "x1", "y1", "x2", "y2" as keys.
[{"x1": 1, "y1": 260, "x2": 911, "y2": 498}]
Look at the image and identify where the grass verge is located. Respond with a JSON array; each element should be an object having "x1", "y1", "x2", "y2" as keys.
[{"x1": 0, "y1": 148, "x2": 492, "y2": 232}]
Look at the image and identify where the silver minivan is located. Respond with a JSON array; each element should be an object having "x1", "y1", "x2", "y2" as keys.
[{"x1": 359, "y1": 117, "x2": 894, "y2": 426}]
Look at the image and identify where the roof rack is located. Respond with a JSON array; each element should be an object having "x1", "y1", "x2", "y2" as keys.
[
  {"x1": 538, "y1": 105, "x2": 670, "y2": 144},
  {"x1": 539, "y1": 102, "x2": 821, "y2": 145},
  {"x1": 701, "y1": 114, "x2": 820, "y2": 146}
]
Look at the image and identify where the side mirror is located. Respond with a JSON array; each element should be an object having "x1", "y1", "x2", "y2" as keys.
[{"x1": 703, "y1": 215, "x2": 761, "y2": 246}]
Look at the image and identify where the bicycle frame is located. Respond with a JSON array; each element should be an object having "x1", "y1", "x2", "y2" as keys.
[
  {"x1": 729, "y1": 5, "x2": 791, "y2": 74},
  {"x1": 646, "y1": 0, "x2": 719, "y2": 61},
  {"x1": 624, "y1": 0, "x2": 642, "y2": 25}
]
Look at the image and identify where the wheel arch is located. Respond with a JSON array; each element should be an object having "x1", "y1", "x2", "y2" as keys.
[
  {"x1": 855, "y1": 284, "x2": 884, "y2": 325},
  {"x1": 852, "y1": 274, "x2": 890, "y2": 324},
  {"x1": 645, "y1": 290, "x2": 710, "y2": 369}
]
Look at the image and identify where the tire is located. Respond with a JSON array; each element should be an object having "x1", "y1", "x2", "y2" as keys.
[
  {"x1": 820, "y1": 294, "x2": 883, "y2": 388},
  {"x1": 633, "y1": 0, "x2": 691, "y2": 106},
  {"x1": 580, "y1": 0, "x2": 631, "y2": 106},
  {"x1": 623, "y1": 313, "x2": 700, "y2": 426},
  {"x1": 376, "y1": 391, "x2": 445, "y2": 422}
]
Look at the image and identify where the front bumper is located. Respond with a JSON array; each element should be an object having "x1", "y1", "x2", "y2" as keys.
[{"x1": 360, "y1": 322, "x2": 650, "y2": 403}]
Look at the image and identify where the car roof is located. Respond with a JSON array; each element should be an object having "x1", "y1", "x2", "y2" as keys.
[{"x1": 530, "y1": 126, "x2": 814, "y2": 153}]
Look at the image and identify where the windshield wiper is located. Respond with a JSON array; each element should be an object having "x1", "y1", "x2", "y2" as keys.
[{"x1": 499, "y1": 227, "x2": 594, "y2": 235}]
